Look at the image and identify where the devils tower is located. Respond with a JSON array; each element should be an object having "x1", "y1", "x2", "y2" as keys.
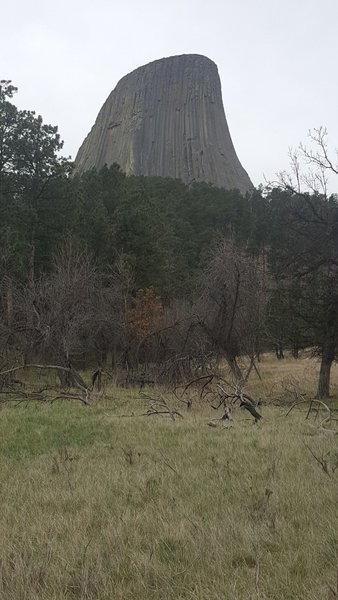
[{"x1": 74, "y1": 54, "x2": 252, "y2": 193}]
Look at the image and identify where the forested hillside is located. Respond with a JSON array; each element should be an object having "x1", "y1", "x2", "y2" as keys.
[{"x1": 1, "y1": 81, "x2": 338, "y2": 398}]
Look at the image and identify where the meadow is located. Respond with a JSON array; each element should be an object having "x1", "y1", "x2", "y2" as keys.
[{"x1": 0, "y1": 354, "x2": 337, "y2": 599}]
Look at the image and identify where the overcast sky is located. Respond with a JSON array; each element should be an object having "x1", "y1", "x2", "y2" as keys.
[{"x1": 2, "y1": 0, "x2": 338, "y2": 190}]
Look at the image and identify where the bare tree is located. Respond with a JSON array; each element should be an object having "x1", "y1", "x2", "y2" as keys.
[
  {"x1": 4, "y1": 241, "x2": 132, "y2": 384},
  {"x1": 194, "y1": 239, "x2": 266, "y2": 380},
  {"x1": 276, "y1": 127, "x2": 338, "y2": 198},
  {"x1": 269, "y1": 127, "x2": 338, "y2": 398},
  {"x1": 14, "y1": 241, "x2": 99, "y2": 374}
]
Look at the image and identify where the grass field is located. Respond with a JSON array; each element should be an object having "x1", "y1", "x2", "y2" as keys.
[{"x1": 0, "y1": 355, "x2": 337, "y2": 599}]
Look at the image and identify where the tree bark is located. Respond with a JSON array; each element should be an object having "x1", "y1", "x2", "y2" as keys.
[
  {"x1": 225, "y1": 355, "x2": 243, "y2": 382},
  {"x1": 317, "y1": 334, "x2": 335, "y2": 399},
  {"x1": 275, "y1": 342, "x2": 284, "y2": 360},
  {"x1": 5, "y1": 277, "x2": 13, "y2": 328},
  {"x1": 28, "y1": 242, "x2": 35, "y2": 289},
  {"x1": 292, "y1": 343, "x2": 299, "y2": 359}
]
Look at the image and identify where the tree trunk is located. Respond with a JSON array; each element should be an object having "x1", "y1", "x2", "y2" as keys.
[
  {"x1": 58, "y1": 356, "x2": 73, "y2": 388},
  {"x1": 317, "y1": 335, "x2": 335, "y2": 399},
  {"x1": 225, "y1": 355, "x2": 243, "y2": 382},
  {"x1": 275, "y1": 342, "x2": 284, "y2": 360},
  {"x1": 5, "y1": 278, "x2": 13, "y2": 328},
  {"x1": 28, "y1": 242, "x2": 35, "y2": 289},
  {"x1": 292, "y1": 343, "x2": 299, "y2": 359}
]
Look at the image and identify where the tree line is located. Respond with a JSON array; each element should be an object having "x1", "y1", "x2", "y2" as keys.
[{"x1": 1, "y1": 80, "x2": 338, "y2": 398}]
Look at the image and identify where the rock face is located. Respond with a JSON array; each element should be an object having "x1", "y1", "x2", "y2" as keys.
[{"x1": 74, "y1": 54, "x2": 252, "y2": 193}]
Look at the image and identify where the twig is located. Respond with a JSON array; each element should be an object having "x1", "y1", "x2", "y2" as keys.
[
  {"x1": 303, "y1": 442, "x2": 337, "y2": 476},
  {"x1": 255, "y1": 555, "x2": 261, "y2": 594},
  {"x1": 159, "y1": 452, "x2": 178, "y2": 474}
]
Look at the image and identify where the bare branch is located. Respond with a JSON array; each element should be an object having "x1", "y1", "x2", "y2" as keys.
[{"x1": 0, "y1": 364, "x2": 91, "y2": 404}]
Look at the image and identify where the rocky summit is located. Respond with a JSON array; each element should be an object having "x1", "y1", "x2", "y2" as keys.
[{"x1": 74, "y1": 54, "x2": 252, "y2": 193}]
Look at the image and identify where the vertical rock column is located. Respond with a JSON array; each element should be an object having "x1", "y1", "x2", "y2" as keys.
[{"x1": 74, "y1": 54, "x2": 252, "y2": 193}]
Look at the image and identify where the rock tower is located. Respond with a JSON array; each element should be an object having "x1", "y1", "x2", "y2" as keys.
[{"x1": 74, "y1": 54, "x2": 252, "y2": 193}]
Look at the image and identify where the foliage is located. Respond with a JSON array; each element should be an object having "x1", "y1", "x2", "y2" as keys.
[
  {"x1": 2, "y1": 83, "x2": 338, "y2": 397},
  {"x1": 0, "y1": 80, "x2": 73, "y2": 281},
  {"x1": 127, "y1": 286, "x2": 163, "y2": 345},
  {"x1": 266, "y1": 187, "x2": 338, "y2": 396}
]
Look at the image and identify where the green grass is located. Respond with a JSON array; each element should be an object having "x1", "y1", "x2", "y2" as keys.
[
  {"x1": 0, "y1": 403, "x2": 113, "y2": 459},
  {"x1": 0, "y1": 362, "x2": 337, "y2": 599}
]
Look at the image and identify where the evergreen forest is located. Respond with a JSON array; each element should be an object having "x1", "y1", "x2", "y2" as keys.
[{"x1": 1, "y1": 80, "x2": 338, "y2": 399}]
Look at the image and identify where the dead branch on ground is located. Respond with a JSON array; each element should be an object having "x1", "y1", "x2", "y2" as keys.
[
  {"x1": 0, "y1": 364, "x2": 91, "y2": 406},
  {"x1": 285, "y1": 398, "x2": 337, "y2": 434},
  {"x1": 177, "y1": 372, "x2": 262, "y2": 423},
  {"x1": 140, "y1": 391, "x2": 183, "y2": 421}
]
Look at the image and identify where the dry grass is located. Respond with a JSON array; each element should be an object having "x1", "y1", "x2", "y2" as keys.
[
  {"x1": 0, "y1": 355, "x2": 337, "y2": 599},
  {"x1": 242, "y1": 351, "x2": 338, "y2": 404}
]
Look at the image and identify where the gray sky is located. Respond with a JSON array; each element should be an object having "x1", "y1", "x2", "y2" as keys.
[{"x1": 2, "y1": 0, "x2": 338, "y2": 191}]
